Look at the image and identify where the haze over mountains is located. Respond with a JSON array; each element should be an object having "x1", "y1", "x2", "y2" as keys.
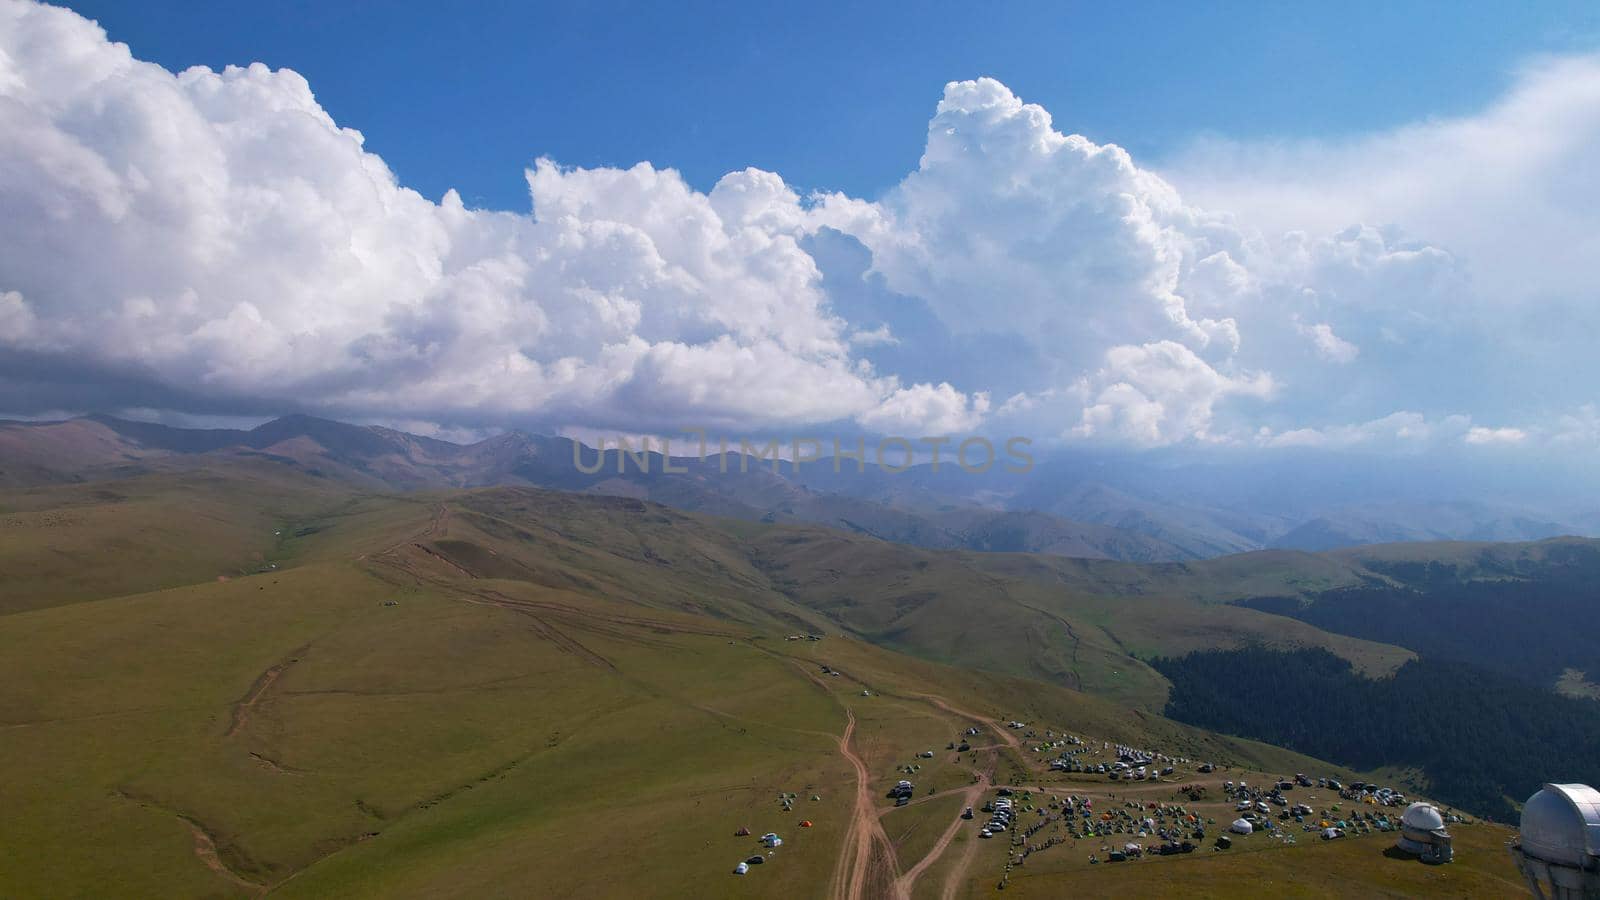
[{"x1": 3, "y1": 413, "x2": 1591, "y2": 561}]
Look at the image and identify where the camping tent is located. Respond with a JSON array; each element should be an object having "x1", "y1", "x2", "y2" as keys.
[{"x1": 1230, "y1": 818, "x2": 1254, "y2": 835}]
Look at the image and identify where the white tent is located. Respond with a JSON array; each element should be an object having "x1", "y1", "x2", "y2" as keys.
[{"x1": 1230, "y1": 818, "x2": 1254, "y2": 835}]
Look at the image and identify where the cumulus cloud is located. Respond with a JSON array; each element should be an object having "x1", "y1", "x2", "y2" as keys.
[
  {"x1": 1073, "y1": 341, "x2": 1273, "y2": 446},
  {"x1": 1551, "y1": 405, "x2": 1600, "y2": 448},
  {"x1": 4, "y1": 0, "x2": 1600, "y2": 455},
  {"x1": 1256, "y1": 412, "x2": 1473, "y2": 451},
  {"x1": 0, "y1": 1, "x2": 933, "y2": 433},
  {"x1": 848, "y1": 324, "x2": 900, "y2": 347},
  {"x1": 816, "y1": 77, "x2": 1245, "y2": 364},
  {"x1": 1171, "y1": 55, "x2": 1600, "y2": 305},
  {"x1": 1463, "y1": 425, "x2": 1528, "y2": 446},
  {"x1": 856, "y1": 382, "x2": 991, "y2": 434},
  {"x1": 1167, "y1": 55, "x2": 1600, "y2": 432},
  {"x1": 1298, "y1": 321, "x2": 1360, "y2": 363},
  {"x1": 0, "y1": 290, "x2": 35, "y2": 341}
]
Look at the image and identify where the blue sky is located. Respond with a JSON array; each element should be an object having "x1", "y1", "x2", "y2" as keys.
[
  {"x1": 6, "y1": 0, "x2": 1600, "y2": 459},
  {"x1": 63, "y1": 0, "x2": 1600, "y2": 207}
]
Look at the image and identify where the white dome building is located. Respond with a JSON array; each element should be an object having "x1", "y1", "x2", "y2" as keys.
[
  {"x1": 1511, "y1": 783, "x2": 1600, "y2": 899},
  {"x1": 1395, "y1": 802, "x2": 1452, "y2": 863}
]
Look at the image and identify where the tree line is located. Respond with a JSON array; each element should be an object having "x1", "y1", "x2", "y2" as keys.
[{"x1": 1152, "y1": 646, "x2": 1600, "y2": 821}]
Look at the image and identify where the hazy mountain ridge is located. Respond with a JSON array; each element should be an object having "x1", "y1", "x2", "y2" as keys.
[
  {"x1": 0, "y1": 415, "x2": 1191, "y2": 563},
  {"x1": 4, "y1": 413, "x2": 1595, "y2": 560}
]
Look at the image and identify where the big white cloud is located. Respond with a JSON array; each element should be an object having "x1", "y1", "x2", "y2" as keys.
[
  {"x1": 816, "y1": 77, "x2": 1245, "y2": 360},
  {"x1": 1073, "y1": 341, "x2": 1273, "y2": 446},
  {"x1": 5, "y1": 1, "x2": 1600, "y2": 454},
  {"x1": 0, "y1": 1, "x2": 976, "y2": 434}
]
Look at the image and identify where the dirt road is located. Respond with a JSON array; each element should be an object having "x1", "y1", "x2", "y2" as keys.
[
  {"x1": 896, "y1": 694, "x2": 1016, "y2": 898},
  {"x1": 829, "y1": 709, "x2": 900, "y2": 900},
  {"x1": 890, "y1": 768, "x2": 991, "y2": 899}
]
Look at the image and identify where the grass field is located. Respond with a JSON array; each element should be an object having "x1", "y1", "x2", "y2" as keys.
[{"x1": 0, "y1": 471, "x2": 1534, "y2": 897}]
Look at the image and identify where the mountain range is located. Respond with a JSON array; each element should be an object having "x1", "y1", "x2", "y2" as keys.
[{"x1": 3, "y1": 413, "x2": 1591, "y2": 561}]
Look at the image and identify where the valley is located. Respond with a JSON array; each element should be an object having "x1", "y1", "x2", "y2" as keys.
[{"x1": 0, "y1": 441, "x2": 1570, "y2": 896}]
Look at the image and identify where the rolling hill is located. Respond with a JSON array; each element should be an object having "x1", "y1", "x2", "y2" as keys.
[{"x1": 5, "y1": 464, "x2": 1519, "y2": 899}]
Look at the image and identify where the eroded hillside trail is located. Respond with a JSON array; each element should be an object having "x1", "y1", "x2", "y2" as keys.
[
  {"x1": 113, "y1": 789, "x2": 267, "y2": 898},
  {"x1": 186, "y1": 819, "x2": 266, "y2": 898},
  {"x1": 226, "y1": 645, "x2": 308, "y2": 737}
]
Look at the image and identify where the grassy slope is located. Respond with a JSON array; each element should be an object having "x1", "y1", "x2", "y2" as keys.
[
  {"x1": 0, "y1": 475, "x2": 1523, "y2": 898},
  {"x1": 740, "y1": 525, "x2": 1413, "y2": 709},
  {"x1": 0, "y1": 462, "x2": 370, "y2": 615},
  {"x1": 0, "y1": 470, "x2": 1420, "y2": 709},
  {"x1": 0, "y1": 539, "x2": 1364, "y2": 896}
]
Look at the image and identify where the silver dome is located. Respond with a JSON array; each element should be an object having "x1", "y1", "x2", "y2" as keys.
[
  {"x1": 1520, "y1": 783, "x2": 1600, "y2": 867},
  {"x1": 1402, "y1": 802, "x2": 1445, "y2": 832}
]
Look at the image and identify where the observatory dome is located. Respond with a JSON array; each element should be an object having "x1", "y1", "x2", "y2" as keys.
[
  {"x1": 1520, "y1": 783, "x2": 1600, "y2": 868},
  {"x1": 1402, "y1": 802, "x2": 1445, "y2": 832}
]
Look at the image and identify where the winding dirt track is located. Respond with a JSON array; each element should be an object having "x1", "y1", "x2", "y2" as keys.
[
  {"x1": 828, "y1": 709, "x2": 900, "y2": 900},
  {"x1": 892, "y1": 694, "x2": 1011, "y2": 899},
  {"x1": 820, "y1": 690, "x2": 1017, "y2": 900},
  {"x1": 939, "y1": 822, "x2": 983, "y2": 900},
  {"x1": 890, "y1": 770, "x2": 991, "y2": 899}
]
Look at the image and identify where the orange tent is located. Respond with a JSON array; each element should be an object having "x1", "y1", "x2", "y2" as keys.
[{"x1": 800, "y1": 820, "x2": 813, "y2": 827}]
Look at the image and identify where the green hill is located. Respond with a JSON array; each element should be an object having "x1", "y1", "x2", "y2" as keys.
[{"x1": 0, "y1": 468, "x2": 1523, "y2": 897}]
